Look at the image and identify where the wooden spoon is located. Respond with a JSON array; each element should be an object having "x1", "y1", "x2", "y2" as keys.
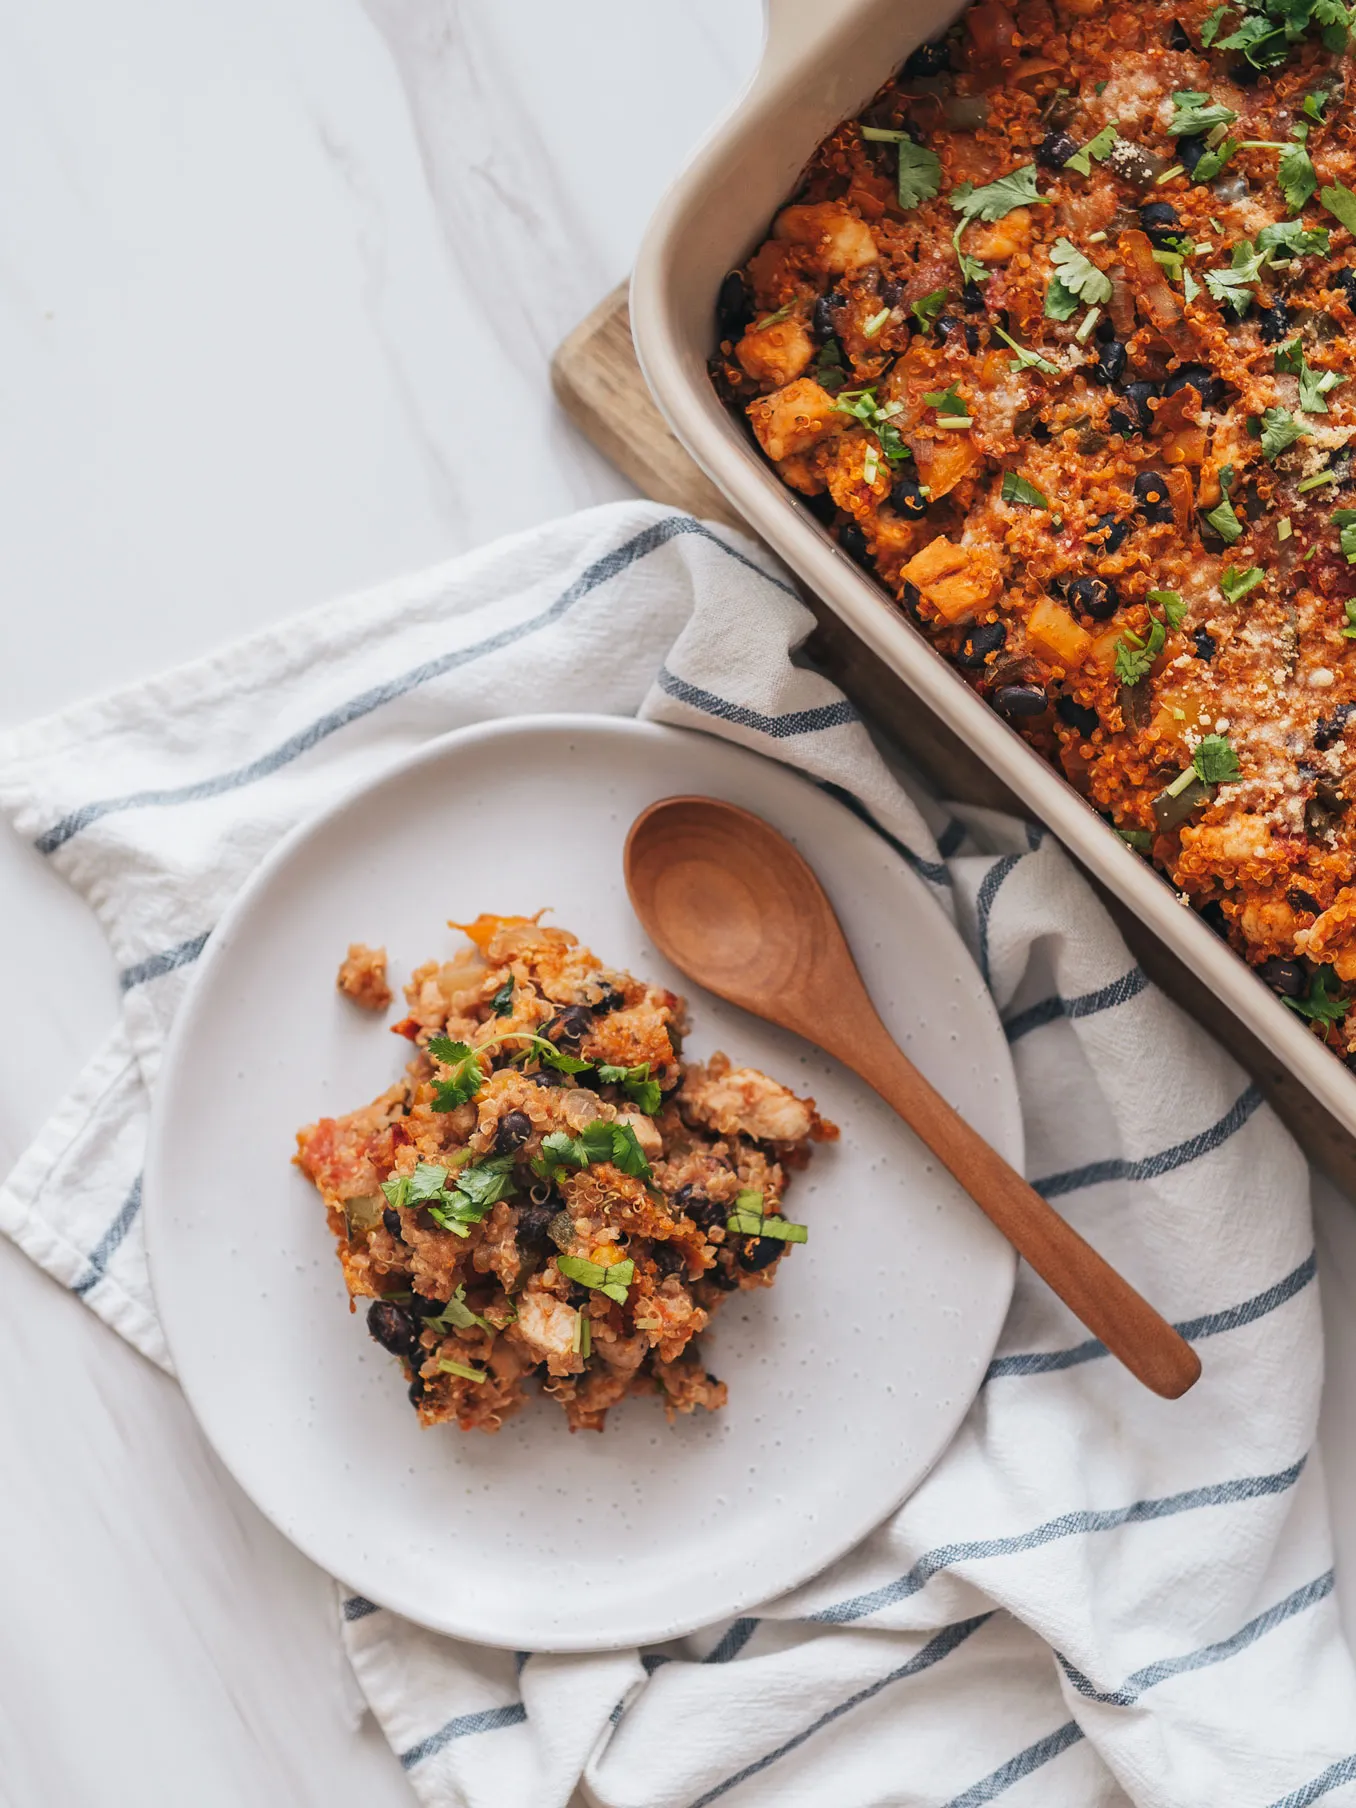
[{"x1": 624, "y1": 795, "x2": 1201, "y2": 1401}]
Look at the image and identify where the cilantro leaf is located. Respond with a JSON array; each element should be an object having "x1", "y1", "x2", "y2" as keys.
[
  {"x1": 1342, "y1": 597, "x2": 1356, "y2": 637},
  {"x1": 1203, "y1": 467, "x2": 1245, "y2": 541},
  {"x1": 923, "y1": 381, "x2": 970, "y2": 416},
  {"x1": 427, "y1": 1037, "x2": 485, "y2": 1110},
  {"x1": 1045, "y1": 275, "x2": 1081, "y2": 321},
  {"x1": 1220, "y1": 565, "x2": 1265, "y2": 603},
  {"x1": 1279, "y1": 142, "x2": 1318, "y2": 212},
  {"x1": 1300, "y1": 361, "x2": 1345, "y2": 413},
  {"x1": 911, "y1": 286, "x2": 949, "y2": 330},
  {"x1": 422, "y1": 1283, "x2": 492, "y2": 1333},
  {"x1": 426, "y1": 1153, "x2": 518, "y2": 1231},
  {"x1": 1321, "y1": 182, "x2": 1356, "y2": 235},
  {"x1": 532, "y1": 1120, "x2": 653, "y2": 1182},
  {"x1": 859, "y1": 128, "x2": 943, "y2": 210},
  {"x1": 835, "y1": 386, "x2": 912, "y2": 464},
  {"x1": 993, "y1": 324, "x2": 1059, "y2": 376},
  {"x1": 810, "y1": 336, "x2": 847, "y2": 391},
  {"x1": 951, "y1": 165, "x2": 1049, "y2": 278},
  {"x1": 1274, "y1": 337, "x2": 1305, "y2": 376},
  {"x1": 1114, "y1": 619, "x2": 1167, "y2": 685},
  {"x1": 1257, "y1": 220, "x2": 1328, "y2": 261},
  {"x1": 1284, "y1": 967, "x2": 1350, "y2": 1026},
  {"x1": 1001, "y1": 471, "x2": 1050, "y2": 509},
  {"x1": 1303, "y1": 90, "x2": 1330, "y2": 122},
  {"x1": 1148, "y1": 589, "x2": 1187, "y2": 627},
  {"x1": 1203, "y1": 265, "x2": 1256, "y2": 317},
  {"x1": 1192, "y1": 138, "x2": 1240, "y2": 184},
  {"x1": 406, "y1": 1161, "x2": 453, "y2": 1202},
  {"x1": 1200, "y1": 3, "x2": 1228, "y2": 44},
  {"x1": 1260, "y1": 405, "x2": 1306, "y2": 459},
  {"x1": 1063, "y1": 123, "x2": 1118, "y2": 177},
  {"x1": 1334, "y1": 508, "x2": 1356, "y2": 564},
  {"x1": 1048, "y1": 238, "x2": 1112, "y2": 310},
  {"x1": 1169, "y1": 91, "x2": 1239, "y2": 137},
  {"x1": 1192, "y1": 734, "x2": 1241, "y2": 784},
  {"x1": 490, "y1": 974, "x2": 516, "y2": 1017},
  {"x1": 596, "y1": 1061, "x2": 663, "y2": 1114}
]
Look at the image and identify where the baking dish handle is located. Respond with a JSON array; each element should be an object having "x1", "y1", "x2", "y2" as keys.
[{"x1": 756, "y1": 0, "x2": 845, "y2": 96}]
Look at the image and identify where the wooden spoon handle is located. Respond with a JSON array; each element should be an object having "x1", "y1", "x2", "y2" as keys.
[{"x1": 844, "y1": 1024, "x2": 1201, "y2": 1400}]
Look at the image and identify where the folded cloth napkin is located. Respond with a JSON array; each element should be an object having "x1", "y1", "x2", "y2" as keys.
[{"x1": 2, "y1": 499, "x2": 1354, "y2": 1808}]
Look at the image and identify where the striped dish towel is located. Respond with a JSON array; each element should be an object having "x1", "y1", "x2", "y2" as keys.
[{"x1": 0, "y1": 498, "x2": 1353, "y2": 1808}]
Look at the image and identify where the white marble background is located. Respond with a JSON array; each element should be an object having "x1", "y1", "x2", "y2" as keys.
[{"x1": 3, "y1": 3, "x2": 1356, "y2": 1804}]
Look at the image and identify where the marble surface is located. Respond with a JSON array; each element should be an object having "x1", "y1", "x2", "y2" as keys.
[{"x1": 4, "y1": 2, "x2": 1356, "y2": 1803}]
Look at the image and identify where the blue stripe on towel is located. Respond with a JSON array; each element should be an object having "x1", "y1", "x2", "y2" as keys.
[
  {"x1": 342, "y1": 1596, "x2": 379, "y2": 1622},
  {"x1": 118, "y1": 930, "x2": 212, "y2": 993},
  {"x1": 686, "y1": 1614, "x2": 994, "y2": 1808},
  {"x1": 1035, "y1": 1082, "x2": 1263, "y2": 1199},
  {"x1": 1060, "y1": 1570, "x2": 1334, "y2": 1706},
  {"x1": 1003, "y1": 965, "x2": 1148, "y2": 1043},
  {"x1": 975, "y1": 853, "x2": 1024, "y2": 985},
  {"x1": 1268, "y1": 1754, "x2": 1356, "y2": 1808},
  {"x1": 704, "y1": 1618, "x2": 759, "y2": 1664},
  {"x1": 815, "y1": 780, "x2": 951, "y2": 888},
  {"x1": 35, "y1": 516, "x2": 767, "y2": 856},
  {"x1": 986, "y1": 1252, "x2": 1317, "y2": 1382},
  {"x1": 943, "y1": 1721, "x2": 1086, "y2": 1807},
  {"x1": 808, "y1": 1456, "x2": 1306, "y2": 1626},
  {"x1": 71, "y1": 1175, "x2": 143, "y2": 1298},
  {"x1": 399, "y1": 1702, "x2": 528, "y2": 1770},
  {"x1": 655, "y1": 666, "x2": 860, "y2": 738}
]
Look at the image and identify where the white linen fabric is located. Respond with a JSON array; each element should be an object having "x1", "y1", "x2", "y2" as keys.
[{"x1": 1, "y1": 499, "x2": 1353, "y2": 1808}]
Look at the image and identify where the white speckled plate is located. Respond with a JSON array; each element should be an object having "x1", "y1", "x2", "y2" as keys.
[{"x1": 145, "y1": 716, "x2": 1019, "y2": 1651}]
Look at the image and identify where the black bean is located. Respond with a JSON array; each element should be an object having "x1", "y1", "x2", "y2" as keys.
[
  {"x1": 674, "y1": 1184, "x2": 727, "y2": 1231},
  {"x1": 1139, "y1": 201, "x2": 1181, "y2": 247},
  {"x1": 957, "y1": 621, "x2": 1007, "y2": 667},
  {"x1": 716, "y1": 271, "x2": 753, "y2": 341},
  {"x1": 964, "y1": 322, "x2": 980, "y2": 353},
  {"x1": 494, "y1": 1109, "x2": 533, "y2": 1154},
  {"x1": 1091, "y1": 341, "x2": 1127, "y2": 385},
  {"x1": 544, "y1": 1005, "x2": 592, "y2": 1051},
  {"x1": 838, "y1": 521, "x2": 871, "y2": 566},
  {"x1": 1038, "y1": 129, "x2": 1078, "y2": 170},
  {"x1": 382, "y1": 1207, "x2": 404, "y2": 1240},
  {"x1": 879, "y1": 279, "x2": 904, "y2": 308},
  {"x1": 1338, "y1": 269, "x2": 1356, "y2": 312},
  {"x1": 1193, "y1": 627, "x2": 1216, "y2": 661},
  {"x1": 962, "y1": 280, "x2": 986, "y2": 313},
  {"x1": 900, "y1": 580, "x2": 924, "y2": 621},
  {"x1": 804, "y1": 489, "x2": 836, "y2": 525},
  {"x1": 408, "y1": 1376, "x2": 425, "y2": 1404},
  {"x1": 591, "y1": 981, "x2": 626, "y2": 1015},
  {"x1": 1258, "y1": 303, "x2": 1291, "y2": 345},
  {"x1": 1315, "y1": 703, "x2": 1356, "y2": 751},
  {"x1": 651, "y1": 1242, "x2": 687, "y2": 1277},
  {"x1": 565, "y1": 1281, "x2": 591, "y2": 1306},
  {"x1": 1087, "y1": 512, "x2": 1129, "y2": 554},
  {"x1": 994, "y1": 683, "x2": 1048, "y2": 718},
  {"x1": 934, "y1": 312, "x2": 960, "y2": 339},
  {"x1": 1198, "y1": 899, "x2": 1230, "y2": 940},
  {"x1": 1164, "y1": 363, "x2": 1223, "y2": 407},
  {"x1": 1178, "y1": 134, "x2": 1208, "y2": 175},
  {"x1": 902, "y1": 38, "x2": 951, "y2": 76},
  {"x1": 1056, "y1": 695, "x2": 1100, "y2": 736},
  {"x1": 411, "y1": 1293, "x2": 445, "y2": 1317},
  {"x1": 1094, "y1": 312, "x2": 1118, "y2": 343},
  {"x1": 1169, "y1": 17, "x2": 1191, "y2": 48},
  {"x1": 1066, "y1": 575, "x2": 1119, "y2": 620},
  {"x1": 367, "y1": 1301, "x2": 420, "y2": 1359},
  {"x1": 890, "y1": 472, "x2": 928, "y2": 516},
  {"x1": 707, "y1": 1269, "x2": 741, "y2": 1292},
  {"x1": 1258, "y1": 957, "x2": 1305, "y2": 998},
  {"x1": 1123, "y1": 382, "x2": 1158, "y2": 433},
  {"x1": 738, "y1": 1236, "x2": 784, "y2": 1272},
  {"x1": 1108, "y1": 408, "x2": 1134, "y2": 437},
  {"x1": 1231, "y1": 59, "x2": 1260, "y2": 86},
  {"x1": 1030, "y1": 417, "x2": 1052, "y2": 441},
  {"x1": 1133, "y1": 470, "x2": 1174, "y2": 523},
  {"x1": 515, "y1": 1199, "x2": 559, "y2": 1251},
  {"x1": 813, "y1": 291, "x2": 845, "y2": 339}
]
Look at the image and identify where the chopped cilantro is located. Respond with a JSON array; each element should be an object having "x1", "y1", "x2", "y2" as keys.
[
  {"x1": 860, "y1": 128, "x2": 944, "y2": 210},
  {"x1": 531, "y1": 1119, "x2": 652, "y2": 1182},
  {"x1": 427, "y1": 1037, "x2": 485, "y2": 1109},
  {"x1": 596, "y1": 1060, "x2": 663, "y2": 1114},
  {"x1": 1192, "y1": 734, "x2": 1241, "y2": 784},
  {"x1": 490, "y1": 974, "x2": 515, "y2": 1017},
  {"x1": 556, "y1": 1253, "x2": 636, "y2": 1306},
  {"x1": 1001, "y1": 471, "x2": 1050, "y2": 509},
  {"x1": 1203, "y1": 466, "x2": 1245, "y2": 541},
  {"x1": 1279, "y1": 142, "x2": 1318, "y2": 212},
  {"x1": 753, "y1": 303, "x2": 792, "y2": 331},
  {"x1": 1201, "y1": 3, "x2": 1228, "y2": 44},
  {"x1": 811, "y1": 336, "x2": 847, "y2": 391},
  {"x1": 1256, "y1": 221, "x2": 1328, "y2": 261},
  {"x1": 993, "y1": 324, "x2": 1059, "y2": 376},
  {"x1": 1193, "y1": 138, "x2": 1240, "y2": 183},
  {"x1": 1300, "y1": 361, "x2": 1345, "y2": 414},
  {"x1": 1342, "y1": 597, "x2": 1356, "y2": 637},
  {"x1": 1204, "y1": 239, "x2": 1266, "y2": 317},
  {"x1": 1333, "y1": 508, "x2": 1356, "y2": 563},
  {"x1": 1284, "y1": 967, "x2": 1350, "y2": 1026},
  {"x1": 726, "y1": 1189, "x2": 809, "y2": 1244},
  {"x1": 436, "y1": 1359, "x2": 488, "y2": 1383},
  {"x1": 426, "y1": 1153, "x2": 517, "y2": 1231},
  {"x1": 1274, "y1": 337, "x2": 1305, "y2": 376},
  {"x1": 1303, "y1": 90, "x2": 1331, "y2": 122},
  {"x1": 1220, "y1": 565, "x2": 1265, "y2": 603},
  {"x1": 911, "y1": 286, "x2": 949, "y2": 330},
  {"x1": 1114, "y1": 619, "x2": 1167, "y2": 685},
  {"x1": 835, "y1": 386, "x2": 912, "y2": 464},
  {"x1": 1063, "y1": 123, "x2": 1119, "y2": 176},
  {"x1": 924, "y1": 381, "x2": 970, "y2": 416},
  {"x1": 1321, "y1": 181, "x2": 1356, "y2": 236},
  {"x1": 1299, "y1": 467, "x2": 1338, "y2": 492},
  {"x1": 1148, "y1": 589, "x2": 1187, "y2": 627},
  {"x1": 1169, "y1": 91, "x2": 1238, "y2": 137},
  {"x1": 1046, "y1": 239, "x2": 1112, "y2": 323},
  {"x1": 950, "y1": 165, "x2": 1049, "y2": 281},
  {"x1": 1259, "y1": 406, "x2": 1306, "y2": 460},
  {"x1": 422, "y1": 1284, "x2": 493, "y2": 1333},
  {"x1": 863, "y1": 306, "x2": 892, "y2": 338}
]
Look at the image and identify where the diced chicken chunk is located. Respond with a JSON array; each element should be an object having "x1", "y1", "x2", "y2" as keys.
[
  {"x1": 508, "y1": 1289, "x2": 581, "y2": 1375},
  {"x1": 736, "y1": 315, "x2": 814, "y2": 387},
  {"x1": 681, "y1": 1058, "x2": 821, "y2": 1144},
  {"x1": 747, "y1": 378, "x2": 845, "y2": 463},
  {"x1": 772, "y1": 202, "x2": 879, "y2": 274}
]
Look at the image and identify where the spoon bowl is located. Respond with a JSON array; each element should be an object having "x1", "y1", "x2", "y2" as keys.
[{"x1": 626, "y1": 794, "x2": 1202, "y2": 1401}]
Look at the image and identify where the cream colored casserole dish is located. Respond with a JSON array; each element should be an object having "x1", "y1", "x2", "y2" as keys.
[{"x1": 631, "y1": 0, "x2": 1356, "y2": 1140}]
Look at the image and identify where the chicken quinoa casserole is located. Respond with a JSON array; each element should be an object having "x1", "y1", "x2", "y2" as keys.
[
  {"x1": 712, "y1": 0, "x2": 1356, "y2": 1058},
  {"x1": 296, "y1": 916, "x2": 835, "y2": 1433}
]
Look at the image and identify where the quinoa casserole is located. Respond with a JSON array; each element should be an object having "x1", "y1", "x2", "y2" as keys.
[
  {"x1": 711, "y1": 0, "x2": 1356, "y2": 1058},
  {"x1": 296, "y1": 916, "x2": 836, "y2": 1433}
]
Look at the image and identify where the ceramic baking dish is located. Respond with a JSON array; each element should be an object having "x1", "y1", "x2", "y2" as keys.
[{"x1": 630, "y1": 0, "x2": 1356, "y2": 1141}]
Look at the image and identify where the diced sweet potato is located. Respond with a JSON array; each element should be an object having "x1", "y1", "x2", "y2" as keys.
[
  {"x1": 746, "y1": 379, "x2": 844, "y2": 463},
  {"x1": 1026, "y1": 597, "x2": 1092, "y2": 668},
  {"x1": 913, "y1": 432, "x2": 984, "y2": 500},
  {"x1": 902, "y1": 536, "x2": 969, "y2": 587}
]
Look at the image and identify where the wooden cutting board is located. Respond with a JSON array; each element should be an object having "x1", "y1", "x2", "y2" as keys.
[{"x1": 554, "y1": 283, "x2": 1356, "y2": 1189}]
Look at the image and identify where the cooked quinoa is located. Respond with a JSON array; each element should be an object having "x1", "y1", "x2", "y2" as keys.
[
  {"x1": 296, "y1": 915, "x2": 836, "y2": 1433},
  {"x1": 336, "y1": 942, "x2": 392, "y2": 1012},
  {"x1": 712, "y1": 0, "x2": 1356, "y2": 1058}
]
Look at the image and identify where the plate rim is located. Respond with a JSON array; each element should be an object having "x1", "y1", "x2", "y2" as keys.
[{"x1": 144, "y1": 711, "x2": 1020, "y2": 1649}]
